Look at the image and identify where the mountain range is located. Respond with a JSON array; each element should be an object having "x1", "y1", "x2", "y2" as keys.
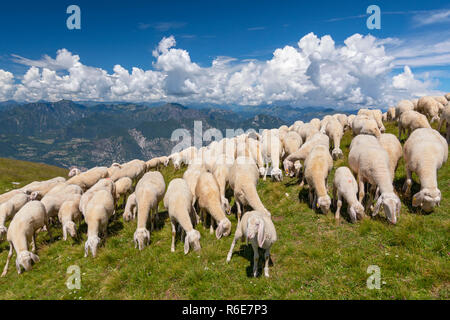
[{"x1": 0, "y1": 100, "x2": 350, "y2": 169}]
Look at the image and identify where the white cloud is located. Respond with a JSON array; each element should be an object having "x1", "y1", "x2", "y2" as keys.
[
  {"x1": 1, "y1": 33, "x2": 442, "y2": 107},
  {"x1": 413, "y1": 9, "x2": 450, "y2": 26}
]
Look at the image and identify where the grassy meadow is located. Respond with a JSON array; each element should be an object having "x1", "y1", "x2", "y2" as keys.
[{"x1": 0, "y1": 122, "x2": 448, "y2": 299}]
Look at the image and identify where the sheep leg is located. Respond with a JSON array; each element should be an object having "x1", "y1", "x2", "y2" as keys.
[
  {"x1": 210, "y1": 218, "x2": 215, "y2": 234},
  {"x1": 357, "y1": 173, "x2": 365, "y2": 203},
  {"x1": 226, "y1": 237, "x2": 237, "y2": 262},
  {"x1": 236, "y1": 200, "x2": 242, "y2": 224},
  {"x1": 263, "y1": 163, "x2": 269, "y2": 181},
  {"x1": 264, "y1": 249, "x2": 270, "y2": 278},
  {"x1": 252, "y1": 242, "x2": 259, "y2": 277},
  {"x1": 1, "y1": 243, "x2": 14, "y2": 277},
  {"x1": 170, "y1": 221, "x2": 176, "y2": 252},
  {"x1": 31, "y1": 233, "x2": 36, "y2": 253},
  {"x1": 398, "y1": 124, "x2": 402, "y2": 139},
  {"x1": 335, "y1": 192, "x2": 342, "y2": 221},
  {"x1": 403, "y1": 168, "x2": 413, "y2": 196}
]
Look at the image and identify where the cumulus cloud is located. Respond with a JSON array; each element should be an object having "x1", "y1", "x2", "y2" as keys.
[{"x1": 0, "y1": 33, "x2": 441, "y2": 107}]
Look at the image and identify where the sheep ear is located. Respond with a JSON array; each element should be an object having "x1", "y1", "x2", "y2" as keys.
[
  {"x1": 257, "y1": 221, "x2": 265, "y2": 247},
  {"x1": 30, "y1": 253, "x2": 40, "y2": 263},
  {"x1": 184, "y1": 237, "x2": 190, "y2": 254},
  {"x1": 215, "y1": 223, "x2": 223, "y2": 239},
  {"x1": 30, "y1": 191, "x2": 40, "y2": 200},
  {"x1": 373, "y1": 195, "x2": 383, "y2": 216},
  {"x1": 412, "y1": 193, "x2": 422, "y2": 207}
]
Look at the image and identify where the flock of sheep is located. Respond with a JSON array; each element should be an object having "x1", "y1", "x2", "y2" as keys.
[{"x1": 0, "y1": 94, "x2": 449, "y2": 278}]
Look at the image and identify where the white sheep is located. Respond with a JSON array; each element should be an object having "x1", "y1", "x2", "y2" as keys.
[
  {"x1": 332, "y1": 167, "x2": 365, "y2": 223},
  {"x1": 333, "y1": 114, "x2": 349, "y2": 130},
  {"x1": 84, "y1": 189, "x2": 115, "y2": 257},
  {"x1": 123, "y1": 192, "x2": 137, "y2": 222},
  {"x1": 433, "y1": 96, "x2": 448, "y2": 107},
  {"x1": 58, "y1": 194, "x2": 82, "y2": 241},
  {"x1": 395, "y1": 100, "x2": 414, "y2": 120},
  {"x1": 195, "y1": 171, "x2": 231, "y2": 239},
  {"x1": 283, "y1": 132, "x2": 329, "y2": 178},
  {"x1": 66, "y1": 166, "x2": 109, "y2": 191},
  {"x1": 164, "y1": 178, "x2": 201, "y2": 254},
  {"x1": 0, "y1": 191, "x2": 40, "y2": 241},
  {"x1": 416, "y1": 96, "x2": 442, "y2": 123},
  {"x1": 351, "y1": 114, "x2": 381, "y2": 138},
  {"x1": 134, "y1": 171, "x2": 166, "y2": 250},
  {"x1": 183, "y1": 163, "x2": 207, "y2": 210},
  {"x1": 226, "y1": 210, "x2": 277, "y2": 277},
  {"x1": 309, "y1": 118, "x2": 321, "y2": 131},
  {"x1": 296, "y1": 123, "x2": 319, "y2": 142},
  {"x1": 79, "y1": 178, "x2": 116, "y2": 217},
  {"x1": 348, "y1": 135, "x2": 401, "y2": 224},
  {"x1": 109, "y1": 159, "x2": 146, "y2": 183},
  {"x1": 261, "y1": 129, "x2": 283, "y2": 181},
  {"x1": 387, "y1": 107, "x2": 396, "y2": 121},
  {"x1": 229, "y1": 156, "x2": 271, "y2": 221},
  {"x1": 114, "y1": 177, "x2": 133, "y2": 203},
  {"x1": 403, "y1": 128, "x2": 448, "y2": 212},
  {"x1": 20, "y1": 177, "x2": 66, "y2": 197},
  {"x1": 145, "y1": 156, "x2": 168, "y2": 171},
  {"x1": 437, "y1": 105, "x2": 450, "y2": 143},
  {"x1": 1, "y1": 201, "x2": 50, "y2": 276},
  {"x1": 358, "y1": 109, "x2": 385, "y2": 132},
  {"x1": 398, "y1": 110, "x2": 431, "y2": 139},
  {"x1": 347, "y1": 114, "x2": 356, "y2": 129},
  {"x1": 323, "y1": 117, "x2": 344, "y2": 160},
  {"x1": 41, "y1": 183, "x2": 83, "y2": 219},
  {"x1": 378, "y1": 133, "x2": 403, "y2": 181},
  {"x1": 304, "y1": 145, "x2": 333, "y2": 214},
  {"x1": 212, "y1": 154, "x2": 234, "y2": 215}
]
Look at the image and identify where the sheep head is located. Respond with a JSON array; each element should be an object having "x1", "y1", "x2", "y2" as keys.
[
  {"x1": 317, "y1": 195, "x2": 331, "y2": 214},
  {"x1": 412, "y1": 188, "x2": 441, "y2": 213},
  {"x1": 271, "y1": 168, "x2": 283, "y2": 182},
  {"x1": 184, "y1": 230, "x2": 201, "y2": 254},
  {"x1": 16, "y1": 251, "x2": 39, "y2": 273},
  {"x1": 215, "y1": 218, "x2": 231, "y2": 239},
  {"x1": 247, "y1": 214, "x2": 266, "y2": 247},
  {"x1": 84, "y1": 235, "x2": 101, "y2": 257},
  {"x1": 348, "y1": 202, "x2": 365, "y2": 223},
  {"x1": 373, "y1": 192, "x2": 401, "y2": 224},
  {"x1": 133, "y1": 228, "x2": 150, "y2": 250},
  {"x1": 259, "y1": 166, "x2": 266, "y2": 177},
  {"x1": 68, "y1": 168, "x2": 81, "y2": 177},
  {"x1": 62, "y1": 221, "x2": 77, "y2": 241},
  {"x1": 331, "y1": 148, "x2": 343, "y2": 160},
  {"x1": 0, "y1": 226, "x2": 7, "y2": 240},
  {"x1": 123, "y1": 210, "x2": 133, "y2": 222},
  {"x1": 221, "y1": 196, "x2": 231, "y2": 215},
  {"x1": 29, "y1": 191, "x2": 41, "y2": 201}
]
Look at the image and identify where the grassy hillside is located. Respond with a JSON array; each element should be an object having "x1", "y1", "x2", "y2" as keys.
[{"x1": 0, "y1": 123, "x2": 448, "y2": 299}]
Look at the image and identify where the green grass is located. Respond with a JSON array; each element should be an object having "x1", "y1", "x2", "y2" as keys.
[{"x1": 0, "y1": 123, "x2": 448, "y2": 300}]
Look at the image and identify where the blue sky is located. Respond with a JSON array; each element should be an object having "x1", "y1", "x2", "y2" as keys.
[{"x1": 0, "y1": 0, "x2": 449, "y2": 107}]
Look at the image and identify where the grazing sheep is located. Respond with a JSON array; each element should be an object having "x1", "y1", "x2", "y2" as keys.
[
  {"x1": 433, "y1": 96, "x2": 448, "y2": 107},
  {"x1": 347, "y1": 114, "x2": 356, "y2": 129},
  {"x1": 173, "y1": 146, "x2": 198, "y2": 169},
  {"x1": 417, "y1": 96, "x2": 442, "y2": 123},
  {"x1": 398, "y1": 110, "x2": 431, "y2": 139},
  {"x1": 79, "y1": 178, "x2": 116, "y2": 217},
  {"x1": 387, "y1": 107, "x2": 396, "y2": 121},
  {"x1": 358, "y1": 109, "x2": 385, "y2": 132},
  {"x1": 403, "y1": 128, "x2": 448, "y2": 213},
  {"x1": 309, "y1": 118, "x2": 321, "y2": 131},
  {"x1": 261, "y1": 129, "x2": 283, "y2": 181},
  {"x1": 84, "y1": 190, "x2": 115, "y2": 257},
  {"x1": 109, "y1": 160, "x2": 146, "y2": 183},
  {"x1": 58, "y1": 194, "x2": 82, "y2": 241},
  {"x1": 333, "y1": 114, "x2": 349, "y2": 130},
  {"x1": 0, "y1": 191, "x2": 40, "y2": 241},
  {"x1": 296, "y1": 123, "x2": 319, "y2": 142},
  {"x1": 123, "y1": 193, "x2": 137, "y2": 222},
  {"x1": 66, "y1": 166, "x2": 109, "y2": 191},
  {"x1": 332, "y1": 167, "x2": 365, "y2": 223},
  {"x1": 226, "y1": 210, "x2": 277, "y2": 278},
  {"x1": 41, "y1": 183, "x2": 83, "y2": 219},
  {"x1": 195, "y1": 172, "x2": 231, "y2": 239},
  {"x1": 352, "y1": 115, "x2": 381, "y2": 138},
  {"x1": 437, "y1": 105, "x2": 450, "y2": 143},
  {"x1": 229, "y1": 156, "x2": 271, "y2": 221},
  {"x1": 134, "y1": 172, "x2": 166, "y2": 250},
  {"x1": 304, "y1": 145, "x2": 333, "y2": 214},
  {"x1": 212, "y1": 154, "x2": 234, "y2": 215},
  {"x1": 395, "y1": 100, "x2": 414, "y2": 120},
  {"x1": 145, "y1": 156, "x2": 168, "y2": 171},
  {"x1": 323, "y1": 117, "x2": 344, "y2": 160},
  {"x1": 114, "y1": 177, "x2": 133, "y2": 203},
  {"x1": 20, "y1": 177, "x2": 66, "y2": 197},
  {"x1": 348, "y1": 135, "x2": 401, "y2": 224},
  {"x1": 183, "y1": 163, "x2": 207, "y2": 210},
  {"x1": 164, "y1": 178, "x2": 201, "y2": 254},
  {"x1": 378, "y1": 134, "x2": 403, "y2": 181},
  {"x1": 283, "y1": 132, "x2": 329, "y2": 177},
  {"x1": 280, "y1": 131, "x2": 303, "y2": 177},
  {"x1": 1, "y1": 201, "x2": 50, "y2": 276}
]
